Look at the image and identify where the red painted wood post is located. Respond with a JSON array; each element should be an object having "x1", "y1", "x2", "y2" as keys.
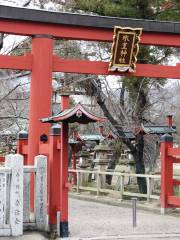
[
  {"x1": 17, "y1": 130, "x2": 28, "y2": 165},
  {"x1": 60, "y1": 95, "x2": 69, "y2": 237},
  {"x1": 166, "y1": 115, "x2": 173, "y2": 127},
  {"x1": 49, "y1": 124, "x2": 61, "y2": 231},
  {"x1": 28, "y1": 35, "x2": 53, "y2": 210},
  {"x1": 28, "y1": 35, "x2": 53, "y2": 164},
  {"x1": 72, "y1": 131, "x2": 78, "y2": 185},
  {"x1": 72, "y1": 144, "x2": 77, "y2": 185},
  {"x1": 160, "y1": 134, "x2": 173, "y2": 214}
]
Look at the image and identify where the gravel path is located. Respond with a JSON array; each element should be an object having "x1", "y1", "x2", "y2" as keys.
[{"x1": 68, "y1": 198, "x2": 180, "y2": 239}]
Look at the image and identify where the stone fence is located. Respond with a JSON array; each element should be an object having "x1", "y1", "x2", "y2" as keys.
[
  {"x1": 0, "y1": 154, "x2": 47, "y2": 236},
  {"x1": 69, "y1": 169, "x2": 161, "y2": 202}
]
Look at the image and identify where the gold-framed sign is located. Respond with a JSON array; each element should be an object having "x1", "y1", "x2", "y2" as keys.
[{"x1": 109, "y1": 26, "x2": 142, "y2": 72}]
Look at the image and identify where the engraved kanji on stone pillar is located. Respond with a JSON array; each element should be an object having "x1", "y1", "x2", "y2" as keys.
[
  {"x1": 35, "y1": 155, "x2": 47, "y2": 230},
  {"x1": 5, "y1": 154, "x2": 23, "y2": 236}
]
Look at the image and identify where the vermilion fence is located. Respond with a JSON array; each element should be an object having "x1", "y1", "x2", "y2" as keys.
[{"x1": 0, "y1": 156, "x2": 4, "y2": 162}]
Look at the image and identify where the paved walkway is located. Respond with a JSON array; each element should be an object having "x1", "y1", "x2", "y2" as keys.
[
  {"x1": 67, "y1": 198, "x2": 180, "y2": 239},
  {"x1": 3, "y1": 197, "x2": 180, "y2": 239}
]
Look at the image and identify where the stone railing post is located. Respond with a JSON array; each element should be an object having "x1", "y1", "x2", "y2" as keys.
[
  {"x1": 35, "y1": 155, "x2": 47, "y2": 230},
  {"x1": 5, "y1": 154, "x2": 24, "y2": 236},
  {"x1": 76, "y1": 171, "x2": 80, "y2": 194},
  {"x1": 97, "y1": 172, "x2": 100, "y2": 197},
  {"x1": 120, "y1": 175, "x2": 124, "y2": 200}
]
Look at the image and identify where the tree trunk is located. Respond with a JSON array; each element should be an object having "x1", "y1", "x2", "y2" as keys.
[
  {"x1": 90, "y1": 79, "x2": 147, "y2": 193},
  {"x1": 132, "y1": 132, "x2": 147, "y2": 194}
]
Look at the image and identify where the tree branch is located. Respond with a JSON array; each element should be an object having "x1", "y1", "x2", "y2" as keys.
[
  {"x1": 0, "y1": 84, "x2": 21, "y2": 103},
  {"x1": 0, "y1": 116, "x2": 28, "y2": 120},
  {"x1": 90, "y1": 79, "x2": 135, "y2": 152}
]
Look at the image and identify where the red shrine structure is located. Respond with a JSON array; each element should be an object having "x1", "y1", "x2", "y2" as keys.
[
  {"x1": 41, "y1": 100, "x2": 106, "y2": 233},
  {"x1": 0, "y1": 4, "x2": 179, "y2": 237},
  {"x1": 18, "y1": 95, "x2": 106, "y2": 236}
]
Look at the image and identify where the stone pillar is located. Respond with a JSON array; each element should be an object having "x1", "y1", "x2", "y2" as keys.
[
  {"x1": 77, "y1": 146, "x2": 90, "y2": 186},
  {"x1": 93, "y1": 141, "x2": 110, "y2": 188}
]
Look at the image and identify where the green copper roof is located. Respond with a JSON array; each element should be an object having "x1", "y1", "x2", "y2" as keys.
[
  {"x1": 142, "y1": 125, "x2": 176, "y2": 134},
  {"x1": 116, "y1": 131, "x2": 135, "y2": 139}
]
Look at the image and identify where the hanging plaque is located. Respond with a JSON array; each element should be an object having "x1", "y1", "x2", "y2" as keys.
[{"x1": 109, "y1": 26, "x2": 142, "y2": 72}]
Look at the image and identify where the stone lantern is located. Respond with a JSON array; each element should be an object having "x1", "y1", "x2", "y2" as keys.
[
  {"x1": 77, "y1": 146, "x2": 90, "y2": 169},
  {"x1": 77, "y1": 146, "x2": 90, "y2": 186},
  {"x1": 93, "y1": 141, "x2": 111, "y2": 188}
]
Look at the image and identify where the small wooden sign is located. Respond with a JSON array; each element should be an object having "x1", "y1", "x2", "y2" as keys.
[{"x1": 109, "y1": 26, "x2": 142, "y2": 72}]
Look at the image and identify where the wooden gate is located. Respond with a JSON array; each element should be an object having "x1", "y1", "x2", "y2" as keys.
[{"x1": 0, "y1": 154, "x2": 47, "y2": 236}]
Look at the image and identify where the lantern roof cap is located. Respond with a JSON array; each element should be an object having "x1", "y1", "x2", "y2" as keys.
[
  {"x1": 94, "y1": 141, "x2": 111, "y2": 152},
  {"x1": 77, "y1": 134, "x2": 104, "y2": 142}
]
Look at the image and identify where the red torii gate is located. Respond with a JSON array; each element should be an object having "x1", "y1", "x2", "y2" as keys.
[{"x1": 0, "y1": 4, "x2": 180, "y2": 237}]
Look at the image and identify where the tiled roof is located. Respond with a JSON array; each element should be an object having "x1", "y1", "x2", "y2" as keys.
[
  {"x1": 142, "y1": 125, "x2": 176, "y2": 134},
  {"x1": 41, "y1": 103, "x2": 106, "y2": 124}
]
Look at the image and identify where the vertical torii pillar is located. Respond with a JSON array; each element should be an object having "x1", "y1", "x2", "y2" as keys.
[
  {"x1": 28, "y1": 35, "x2": 53, "y2": 209},
  {"x1": 49, "y1": 124, "x2": 61, "y2": 231},
  {"x1": 28, "y1": 35, "x2": 53, "y2": 165},
  {"x1": 60, "y1": 94, "x2": 69, "y2": 237}
]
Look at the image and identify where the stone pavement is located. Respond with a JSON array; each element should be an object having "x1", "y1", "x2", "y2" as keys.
[
  {"x1": 3, "y1": 196, "x2": 180, "y2": 239},
  {"x1": 67, "y1": 197, "x2": 180, "y2": 239}
]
